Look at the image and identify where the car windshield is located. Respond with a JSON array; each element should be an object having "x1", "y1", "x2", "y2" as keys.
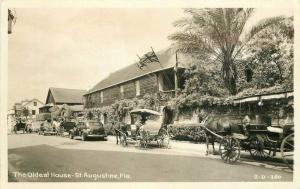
[{"x1": 86, "y1": 121, "x2": 102, "y2": 128}]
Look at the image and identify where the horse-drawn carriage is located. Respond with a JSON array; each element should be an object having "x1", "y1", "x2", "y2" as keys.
[
  {"x1": 202, "y1": 119, "x2": 294, "y2": 169},
  {"x1": 115, "y1": 108, "x2": 170, "y2": 148},
  {"x1": 13, "y1": 121, "x2": 27, "y2": 134},
  {"x1": 200, "y1": 91, "x2": 294, "y2": 169}
]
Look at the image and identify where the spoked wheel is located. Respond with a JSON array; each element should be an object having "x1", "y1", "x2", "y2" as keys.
[
  {"x1": 281, "y1": 133, "x2": 294, "y2": 170},
  {"x1": 158, "y1": 128, "x2": 170, "y2": 148},
  {"x1": 249, "y1": 135, "x2": 270, "y2": 160},
  {"x1": 140, "y1": 139, "x2": 148, "y2": 148},
  {"x1": 120, "y1": 134, "x2": 127, "y2": 147},
  {"x1": 139, "y1": 130, "x2": 149, "y2": 148},
  {"x1": 219, "y1": 136, "x2": 240, "y2": 164}
]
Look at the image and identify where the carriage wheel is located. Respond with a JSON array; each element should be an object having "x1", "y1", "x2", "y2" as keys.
[
  {"x1": 139, "y1": 138, "x2": 148, "y2": 148},
  {"x1": 158, "y1": 128, "x2": 170, "y2": 148},
  {"x1": 120, "y1": 134, "x2": 127, "y2": 147},
  {"x1": 249, "y1": 135, "x2": 270, "y2": 160},
  {"x1": 143, "y1": 139, "x2": 149, "y2": 148},
  {"x1": 219, "y1": 136, "x2": 240, "y2": 164},
  {"x1": 281, "y1": 133, "x2": 294, "y2": 170},
  {"x1": 138, "y1": 130, "x2": 149, "y2": 148},
  {"x1": 137, "y1": 131, "x2": 144, "y2": 148}
]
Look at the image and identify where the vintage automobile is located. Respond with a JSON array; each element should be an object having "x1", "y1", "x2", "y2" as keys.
[
  {"x1": 115, "y1": 108, "x2": 170, "y2": 148},
  {"x1": 69, "y1": 120, "x2": 107, "y2": 141},
  {"x1": 56, "y1": 121, "x2": 76, "y2": 136},
  {"x1": 39, "y1": 121, "x2": 56, "y2": 135}
]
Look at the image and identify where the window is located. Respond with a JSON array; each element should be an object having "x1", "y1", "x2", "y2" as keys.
[
  {"x1": 33, "y1": 101, "x2": 37, "y2": 106},
  {"x1": 32, "y1": 110, "x2": 36, "y2": 115},
  {"x1": 120, "y1": 85, "x2": 124, "y2": 99},
  {"x1": 100, "y1": 91, "x2": 103, "y2": 103},
  {"x1": 135, "y1": 80, "x2": 140, "y2": 96},
  {"x1": 245, "y1": 65, "x2": 253, "y2": 82},
  {"x1": 245, "y1": 64, "x2": 253, "y2": 82}
]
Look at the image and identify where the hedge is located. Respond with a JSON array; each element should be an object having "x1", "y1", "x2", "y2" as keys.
[{"x1": 168, "y1": 124, "x2": 207, "y2": 142}]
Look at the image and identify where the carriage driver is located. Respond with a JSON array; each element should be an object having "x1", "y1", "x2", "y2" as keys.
[
  {"x1": 242, "y1": 115, "x2": 251, "y2": 136},
  {"x1": 135, "y1": 116, "x2": 146, "y2": 134}
]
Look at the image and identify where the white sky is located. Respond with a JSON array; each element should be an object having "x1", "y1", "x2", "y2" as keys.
[{"x1": 8, "y1": 8, "x2": 292, "y2": 108}]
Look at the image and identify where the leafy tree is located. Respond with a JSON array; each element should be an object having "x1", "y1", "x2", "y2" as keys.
[
  {"x1": 237, "y1": 17, "x2": 293, "y2": 90},
  {"x1": 87, "y1": 111, "x2": 94, "y2": 120},
  {"x1": 142, "y1": 93, "x2": 159, "y2": 110},
  {"x1": 50, "y1": 105, "x2": 62, "y2": 120},
  {"x1": 62, "y1": 106, "x2": 73, "y2": 121},
  {"x1": 169, "y1": 8, "x2": 286, "y2": 95},
  {"x1": 21, "y1": 107, "x2": 30, "y2": 120},
  {"x1": 182, "y1": 62, "x2": 228, "y2": 96}
]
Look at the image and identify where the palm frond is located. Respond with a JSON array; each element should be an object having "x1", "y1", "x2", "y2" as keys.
[
  {"x1": 168, "y1": 31, "x2": 221, "y2": 61},
  {"x1": 173, "y1": 17, "x2": 193, "y2": 28},
  {"x1": 244, "y1": 16, "x2": 286, "y2": 43},
  {"x1": 277, "y1": 16, "x2": 294, "y2": 39}
]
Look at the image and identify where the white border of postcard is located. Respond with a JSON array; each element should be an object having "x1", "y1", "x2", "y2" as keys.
[{"x1": 1, "y1": 0, "x2": 299, "y2": 189}]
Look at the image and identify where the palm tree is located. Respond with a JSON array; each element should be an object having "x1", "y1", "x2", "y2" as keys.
[{"x1": 168, "y1": 8, "x2": 287, "y2": 95}]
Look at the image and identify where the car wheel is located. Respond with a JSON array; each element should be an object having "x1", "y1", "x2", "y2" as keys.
[{"x1": 82, "y1": 133, "x2": 87, "y2": 141}]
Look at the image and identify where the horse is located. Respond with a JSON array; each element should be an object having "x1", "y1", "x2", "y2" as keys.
[
  {"x1": 113, "y1": 121, "x2": 128, "y2": 145},
  {"x1": 199, "y1": 113, "x2": 241, "y2": 155}
]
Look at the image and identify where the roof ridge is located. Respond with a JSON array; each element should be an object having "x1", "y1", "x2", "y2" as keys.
[
  {"x1": 86, "y1": 48, "x2": 179, "y2": 94},
  {"x1": 23, "y1": 98, "x2": 44, "y2": 106},
  {"x1": 50, "y1": 87, "x2": 86, "y2": 91}
]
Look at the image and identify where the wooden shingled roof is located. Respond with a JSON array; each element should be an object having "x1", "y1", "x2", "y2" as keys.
[
  {"x1": 85, "y1": 49, "x2": 189, "y2": 95},
  {"x1": 46, "y1": 87, "x2": 87, "y2": 104}
]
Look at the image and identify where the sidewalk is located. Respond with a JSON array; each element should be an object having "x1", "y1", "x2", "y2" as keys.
[
  {"x1": 106, "y1": 135, "x2": 292, "y2": 173},
  {"x1": 107, "y1": 135, "x2": 284, "y2": 161},
  {"x1": 106, "y1": 135, "x2": 209, "y2": 156}
]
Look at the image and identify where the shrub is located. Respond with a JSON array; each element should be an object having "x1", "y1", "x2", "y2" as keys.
[{"x1": 168, "y1": 124, "x2": 207, "y2": 142}]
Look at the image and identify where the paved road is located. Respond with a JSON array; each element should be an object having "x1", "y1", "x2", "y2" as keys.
[{"x1": 8, "y1": 134, "x2": 293, "y2": 182}]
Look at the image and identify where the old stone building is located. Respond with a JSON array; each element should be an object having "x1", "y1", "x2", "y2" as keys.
[{"x1": 84, "y1": 49, "x2": 186, "y2": 109}]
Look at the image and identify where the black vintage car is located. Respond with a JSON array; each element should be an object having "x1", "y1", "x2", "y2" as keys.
[
  {"x1": 69, "y1": 120, "x2": 107, "y2": 141},
  {"x1": 57, "y1": 121, "x2": 76, "y2": 136}
]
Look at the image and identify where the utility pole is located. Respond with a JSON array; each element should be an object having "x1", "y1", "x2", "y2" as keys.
[
  {"x1": 174, "y1": 51, "x2": 179, "y2": 98},
  {"x1": 174, "y1": 51, "x2": 179, "y2": 121}
]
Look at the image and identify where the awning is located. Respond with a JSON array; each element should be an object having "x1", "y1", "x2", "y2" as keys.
[
  {"x1": 130, "y1": 108, "x2": 162, "y2": 116},
  {"x1": 233, "y1": 91, "x2": 294, "y2": 104},
  {"x1": 39, "y1": 103, "x2": 54, "y2": 109}
]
